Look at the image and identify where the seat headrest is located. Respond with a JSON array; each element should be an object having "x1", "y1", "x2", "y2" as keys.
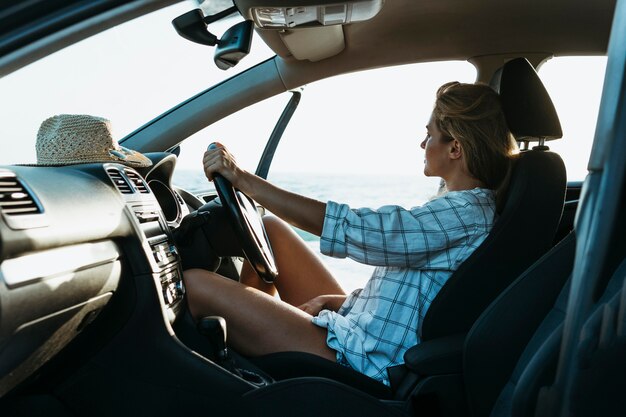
[{"x1": 490, "y1": 57, "x2": 563, "y2": 141}]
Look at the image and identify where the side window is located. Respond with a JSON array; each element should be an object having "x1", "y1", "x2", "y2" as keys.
[
  {"x1": 537, "y1": 56, "x2": 607, "y2": 180},
  {"x1": 267, "y1": 61, "x2": 477, "y2": 291},
  {"x1": 269, "y1": 61, "x2": 476, "y2": 205},
  {"x1": 172, "y1": 93, "x2": 292, "y2": 192}
]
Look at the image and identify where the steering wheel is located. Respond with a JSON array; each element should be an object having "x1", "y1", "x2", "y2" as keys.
[{"x1": 207, "y1": 143, "x2": 278, "y2": 283}]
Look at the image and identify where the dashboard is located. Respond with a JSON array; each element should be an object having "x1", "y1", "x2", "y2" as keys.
[{"x1": 0, "y1": 151, "x2": 194, "y2": 397}]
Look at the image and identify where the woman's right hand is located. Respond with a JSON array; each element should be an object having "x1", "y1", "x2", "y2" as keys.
[{"x1": 298, "y1": 294, "x2": 347, "y2": 316}]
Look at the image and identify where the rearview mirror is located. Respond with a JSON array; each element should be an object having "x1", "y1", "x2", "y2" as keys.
[{"x1": 214, "y1": 21, "x2": 253, "y2": 70}]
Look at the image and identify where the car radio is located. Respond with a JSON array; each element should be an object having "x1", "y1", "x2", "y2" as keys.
[{"x1": 131, "y1": 205, "x2": 185, "y2": 314}]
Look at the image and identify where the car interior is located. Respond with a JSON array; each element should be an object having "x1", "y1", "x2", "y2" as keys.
[{"x1": 0, "y1": 0, "x2": 625, "y2": 416}]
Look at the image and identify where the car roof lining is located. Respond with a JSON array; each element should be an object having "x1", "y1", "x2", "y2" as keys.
[
  {"x1": 257, "y1": 1, "x2": 614, "y2": 54},
  {"x1": 0, "y1": 0, "x2": 616, "y2": 78}
]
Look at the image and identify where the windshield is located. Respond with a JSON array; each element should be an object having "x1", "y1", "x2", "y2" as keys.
[{"x1": 0, "y1": 1, "x2": 273, "y2": 165}]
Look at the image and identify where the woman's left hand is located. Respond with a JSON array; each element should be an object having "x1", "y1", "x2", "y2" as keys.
[
  {"x1": 203, "y1": 142, "x2": 248, "y2": 190},
  {"x1": 298, "y1": 294, "x2": 347, "y2": 316}
]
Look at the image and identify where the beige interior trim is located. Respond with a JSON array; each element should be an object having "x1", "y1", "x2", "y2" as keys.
[{"x1": 280, "y1": 25, "x2": 345, "y2": 62}]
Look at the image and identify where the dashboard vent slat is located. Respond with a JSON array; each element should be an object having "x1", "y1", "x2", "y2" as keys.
[
  {"x1": 106, "y1": 167, "x2": 133, "y2": 194},
  {"x1": 125, "y1": 169, "x2": 150, "y2": 194},
  {"x1": 0, "y1": 172, "x2": 42, "y2": 216}
]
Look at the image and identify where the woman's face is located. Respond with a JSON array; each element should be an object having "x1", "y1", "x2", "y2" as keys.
[{"x1": 420, "y1": 113, "x2": 453, "y2": 178}]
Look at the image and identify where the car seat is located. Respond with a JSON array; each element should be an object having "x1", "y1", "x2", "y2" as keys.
[
  {"x1": 464, "y1": 232, "x2": 576, "y2": 417},
  {"x1": 485, "y1": 244, "x2": 625, "y2": 417}
]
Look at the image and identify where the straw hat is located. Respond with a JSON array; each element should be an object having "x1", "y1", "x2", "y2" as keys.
[{"x1": 36, "y1": 114, "x2": 152, "y2": 167}]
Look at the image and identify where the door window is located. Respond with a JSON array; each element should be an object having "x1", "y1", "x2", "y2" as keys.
[{"x1": 538, "y1": 56, "x2": 607, "y2": 180}]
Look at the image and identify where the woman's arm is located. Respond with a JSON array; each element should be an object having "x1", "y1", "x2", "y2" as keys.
[
  {"x1": 203, "y1": 144, "x2": 326, "y2": 236},
  {"x1": 321, "y1": 191, "x2": 494, "y2": 268}
]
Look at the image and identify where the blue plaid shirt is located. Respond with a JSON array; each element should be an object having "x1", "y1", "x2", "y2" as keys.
[{"x1": 312, "y1": 188, "x2": 496, "y2": 385}]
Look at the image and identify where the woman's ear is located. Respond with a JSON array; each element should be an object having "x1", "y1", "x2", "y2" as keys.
[{"x1": 449, "y1": 139, "x2": 463, "y2": 160}]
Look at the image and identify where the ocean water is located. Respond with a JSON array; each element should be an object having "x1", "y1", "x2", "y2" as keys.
[{"x1": 173, "y1": 169, "x2": 442, "y2": 292}]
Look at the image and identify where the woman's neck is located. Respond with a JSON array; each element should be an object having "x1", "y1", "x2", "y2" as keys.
[{"x1": 443, "y1": 173, "x2": 486, "y2": 192}]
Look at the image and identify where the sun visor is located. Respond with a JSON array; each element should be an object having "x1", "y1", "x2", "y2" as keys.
[
  {"x1": 279, "y1": 25, "x2": 345, "y2": 61},
  {"x1": 235, "y1": 0, "x2": 383, "y2": 61}
]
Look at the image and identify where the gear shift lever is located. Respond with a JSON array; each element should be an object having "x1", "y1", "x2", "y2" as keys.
[
  {"x1": 196, "y1": 316, "x2": 271, "y2": 386},
  {"x1": 197, "y1": 316, "x2": 229, "y2": 361}
]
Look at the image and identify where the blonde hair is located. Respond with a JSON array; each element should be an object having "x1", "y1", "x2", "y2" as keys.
[{"x1": 432, "y1": 81, "x2": 517, "y2": 192}]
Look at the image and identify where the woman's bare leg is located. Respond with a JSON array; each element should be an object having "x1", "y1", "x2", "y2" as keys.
[
  {"x1": 240, "y1": 215, "x2": 345, "y2": 306},
  {"x1": 184, "y1": 268, "x2": 336, "y2": 360},
  {"x1": 240, "y1": 261, "x2": 277, "y2": 296}
]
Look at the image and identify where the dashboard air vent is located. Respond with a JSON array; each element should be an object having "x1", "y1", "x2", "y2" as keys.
[
  {"x1": 0, "y1": 171, "x2": 42, "y2": 216},
  {"x1": 125, "y1": 169, "x2": 150, "y2": 193},
  {"x1": 106, "y1": 167, "x2": 133, "y2": 194},
  {"x1": 175, "y1": 190, "x2": 185, "y2": 205}
]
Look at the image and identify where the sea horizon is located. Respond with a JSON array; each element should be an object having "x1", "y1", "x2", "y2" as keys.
[{"x1": 172, "y1": 169, "x2": 442, "y2": 292}]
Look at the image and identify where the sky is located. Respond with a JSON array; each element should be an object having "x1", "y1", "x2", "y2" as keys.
[{"x1": 0, "y1": 1, "x2": 607, "y2": 181}]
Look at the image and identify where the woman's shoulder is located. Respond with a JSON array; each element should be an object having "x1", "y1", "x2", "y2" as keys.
[{"x1": 430, "y1": 187, "x2": 495, "y2": 209}]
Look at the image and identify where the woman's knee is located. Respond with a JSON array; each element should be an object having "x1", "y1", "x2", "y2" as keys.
[
  {"x1": 183, "y1": 269, "x2": 223, "y2": 318},
  {"x1": 262, "y1": 215, "x2": 293, "y2": 238}
]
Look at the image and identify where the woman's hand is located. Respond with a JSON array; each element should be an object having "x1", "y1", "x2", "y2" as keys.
[
  {"x1": 201, "y1": 141, "x2": 326, "y2": 236},
  {"x1": 298, "y1": 294, "x2": 347, "y2": 316},
  {"x1": 203, "y1": 143, "x2": 247, "y2": 190}
]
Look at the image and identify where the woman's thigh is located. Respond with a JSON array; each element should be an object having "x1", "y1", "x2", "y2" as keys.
[{"x1": 184, "y1": 268, "x2": 337, "y2": 361}]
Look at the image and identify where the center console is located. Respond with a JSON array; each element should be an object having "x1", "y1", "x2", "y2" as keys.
[
  {"x1": 131, "y1": 205, "x2": 185, "y2": 316},
  {"x1": 106, "y1": 164, "x2": 185, "y2": 320},
  {"x1": 108, "y1": 164, "x2": 274, "y2": 389}
]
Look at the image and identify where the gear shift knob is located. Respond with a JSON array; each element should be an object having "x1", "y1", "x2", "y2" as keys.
[{"x1": 197, "y1": 316, "x2": 229, "y2": 361}]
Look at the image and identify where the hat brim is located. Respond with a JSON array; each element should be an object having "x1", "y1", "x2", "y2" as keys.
[
  {"x1": 35, "y1": 147, "x2": 153, "y2": 168},
  {"x1": 109, "y1": 147, "x2": 153, "y2": 167}
]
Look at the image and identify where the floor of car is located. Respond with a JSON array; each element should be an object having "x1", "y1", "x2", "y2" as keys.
[{"x1": 0, "y1": 394, "x2": 71, "y2": 417}]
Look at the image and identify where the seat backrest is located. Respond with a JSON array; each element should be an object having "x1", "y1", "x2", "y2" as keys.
[
  {"x1": 487, "y1": 255, "x2": 626, "y2": 417},
  {"x1": 464, "y1": 232, "x2": 576, "y2": 417},
  {"x1": 421, "y1": 58, "x2": 566, "y2": 341}
]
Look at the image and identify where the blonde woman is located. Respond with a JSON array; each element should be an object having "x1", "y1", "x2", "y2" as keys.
[{"x1": 184, "y1": 82, "x2": 517, "y2": 385}]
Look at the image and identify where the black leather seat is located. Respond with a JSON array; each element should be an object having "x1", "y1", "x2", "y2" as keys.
[
  {"x1": 481, "y1": 193, "x2": 626, "y2": 416},
  {"x1": 481, "y1": 243, "x2": 626, "y2": 417},
  {"x1": 250, "y1": 57, "x2": 568, "y2": 406},
  {"x1": 464, "y1": 232, "x2": 576, "y2": 417}
]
